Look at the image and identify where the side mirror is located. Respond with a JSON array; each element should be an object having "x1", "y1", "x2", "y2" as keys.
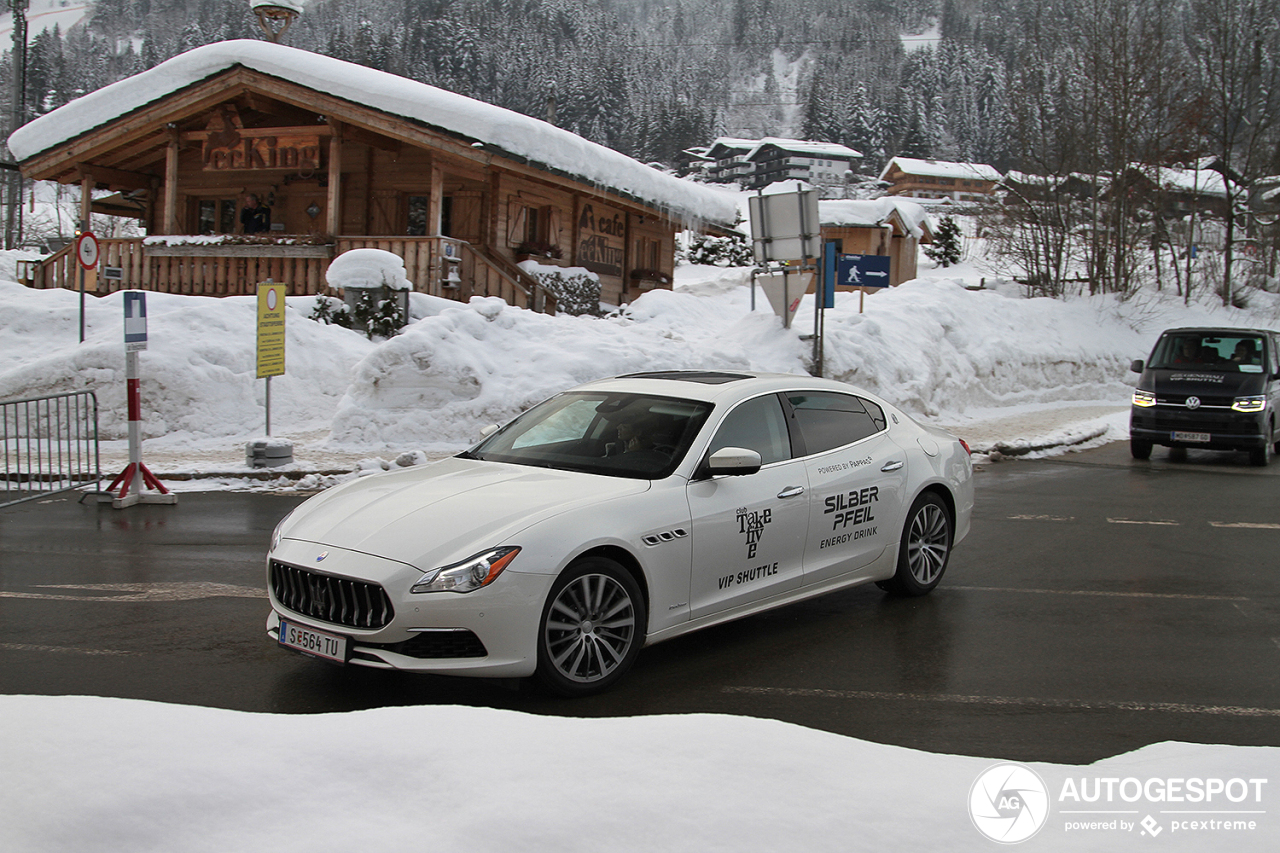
[
  {"x1": 704, "y1": 446, "x2": 762, "y2": 477},
  {"x1": 478, "y1": 424, "x2": 500, "y2": 440},
  {"x1": 1129, "y1": 359, "x2": 1144, "y2": 373}
]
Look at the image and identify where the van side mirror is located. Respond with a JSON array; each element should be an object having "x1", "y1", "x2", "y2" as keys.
[
  {"x1": 1130, "y1": 359, "x2": 1144, "y2": 373},
  {"x1": 478, "y1": 424, "x2": 500, "y2": 440},
  {"x1": 703, "y1": 446, "x2": 762, "y2": 477}
]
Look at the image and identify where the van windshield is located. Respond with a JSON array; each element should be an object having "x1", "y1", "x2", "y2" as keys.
[{"x1": 1148, "y1": 333, "x2": 1267, "y2": 373}]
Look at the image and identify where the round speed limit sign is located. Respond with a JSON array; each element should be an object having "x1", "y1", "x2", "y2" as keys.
[{"x1": 77, "y1": 232, "x2": 100, "y2": 269}]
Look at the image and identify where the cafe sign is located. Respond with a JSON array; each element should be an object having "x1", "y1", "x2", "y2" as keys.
[
  {"x1": 577, "y1": 202, "x2": 625, "y2": 277},
  {"x1": 204, "y1": 131, "x2": 321, "y2": 172}
]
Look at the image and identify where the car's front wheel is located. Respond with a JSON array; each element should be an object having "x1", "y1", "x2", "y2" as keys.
[
  {"x1": 879, "y1": 492, "x2": 952, "y2": 596},
  {"x1": 1130, "y1": 438, "x2": 1152, "y2": 460},
  {"x1": 536, "y1": 557, "x2": 645, "y2": 696}
]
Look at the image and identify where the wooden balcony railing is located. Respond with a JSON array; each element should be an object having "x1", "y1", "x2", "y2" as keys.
[{"x1": 23, "y1": 235, "x2": 557, "y2": 313}]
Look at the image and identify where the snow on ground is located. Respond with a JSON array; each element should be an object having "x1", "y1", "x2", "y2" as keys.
[{"x1": 1, "y1": 695, "x2": 1274, "y2": 853}]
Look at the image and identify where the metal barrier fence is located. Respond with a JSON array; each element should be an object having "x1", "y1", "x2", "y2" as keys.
[{"x1": 1, "y1": 391, "x2": 101, "y2": 508}]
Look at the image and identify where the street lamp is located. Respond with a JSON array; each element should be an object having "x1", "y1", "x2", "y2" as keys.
[{"x1": 250, "y1": 0, "x2": 303, "y2": 44}]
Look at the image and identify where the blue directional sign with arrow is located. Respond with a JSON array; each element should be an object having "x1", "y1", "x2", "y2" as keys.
[{"x1": 836, "y1": 253, "x2": 891, "y2": 288}]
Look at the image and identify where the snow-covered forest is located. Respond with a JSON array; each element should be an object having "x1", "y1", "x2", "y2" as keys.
[{"x1": 3, "y1": 0, "x2": 1275, "y2": 177}]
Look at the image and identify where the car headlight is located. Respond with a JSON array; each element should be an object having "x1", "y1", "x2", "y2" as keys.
[
  {"x1": 269, "y1": 510, "x2": 294, "y2": 553},
  {"x1": 1232, "y1": 395, "x2": 1266, "y2": 413},
  {"x1": 412, "y1": 547, "x2": 521, "y2": 594},
  {"x1": 1131, "y1": 390, "x2": 1156, "y2": 408}
]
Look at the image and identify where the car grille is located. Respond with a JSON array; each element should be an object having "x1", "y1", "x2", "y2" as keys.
[{"x1": 270, "y1": 560, "x2": 394, "y2": 630}]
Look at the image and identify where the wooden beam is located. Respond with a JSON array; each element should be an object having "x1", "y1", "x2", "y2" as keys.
[
  {"x1": 76, "y1": 162, "x2": 155, "y2": 192},
  {"x1": 163, "y1": 128, "x2": 179, "y2": 235},
  {"x1": 79, "y1": 175, "x2": 92, "y2": 231},
  {"x1": 326, "y1": 120, "x2": 342, "y2": 236}
]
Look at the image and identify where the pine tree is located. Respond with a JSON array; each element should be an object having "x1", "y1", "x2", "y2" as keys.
[{"x1": 926, "y1": 215, "x2": 963, "y2": 267}]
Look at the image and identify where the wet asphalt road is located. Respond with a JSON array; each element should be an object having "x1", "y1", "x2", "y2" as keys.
[{"x1": 2, "y1": 441, "x2": 1278, "y2": 765}]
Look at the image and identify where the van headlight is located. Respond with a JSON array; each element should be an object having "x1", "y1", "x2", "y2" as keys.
[
  {"x1": 1132, "y1": 390, "x2": 1156, "y2": 408},
  {"x1": 412, "y1": 547, "x2": 521, "y2": 594},
  {"x1": 1232, "y1": 396, "x2": 1266, "y2": 413}
]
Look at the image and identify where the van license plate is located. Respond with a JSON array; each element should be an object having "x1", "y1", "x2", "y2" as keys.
[
  {"x1": 1172, "y1": 431, "x2": 1210, "y2": 443},
  {"x1": 279, "y1": 619, "x2": 348, "y2": 663}
]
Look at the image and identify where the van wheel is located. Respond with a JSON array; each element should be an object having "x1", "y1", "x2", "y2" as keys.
[
  {"x1": 1249, "y1": 441, "x2": 1271, "y2": 467},
  {"x1": 1130, "y1": 438, "x2": 1152, "y2": 460}
]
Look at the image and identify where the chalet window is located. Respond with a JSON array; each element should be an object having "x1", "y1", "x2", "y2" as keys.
[
  {"x1": 635, "y1": 236, "x2": 660, "y2": 271},
  {"x1": 508, "y1": 200, "x2": 561, "y2": 254},
  {"x1": 407, "y1": 195, "x2": 430, "y2": 236},
  {"x1": 197, "y1": 199, "x2": 237, "y2": 235}
]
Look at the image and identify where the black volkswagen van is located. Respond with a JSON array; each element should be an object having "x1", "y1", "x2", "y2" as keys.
[{"x1": 1129, "y1": 327, "x2": 1280, "y2": 465}]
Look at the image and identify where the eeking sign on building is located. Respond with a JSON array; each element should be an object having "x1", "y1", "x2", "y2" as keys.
[{"x1": 9, "y1": 40, "x2": 737, "y2": 310}]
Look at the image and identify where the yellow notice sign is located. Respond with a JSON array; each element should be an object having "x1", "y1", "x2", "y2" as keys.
[{"x1": 256, "y1": 283, "x2": 287, "y2": 378}]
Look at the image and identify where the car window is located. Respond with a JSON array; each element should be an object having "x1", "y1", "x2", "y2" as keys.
[
  {"x1": 467, "y1": 392, "x2": 713, "y2": 479},
  {"x1": 787, "y1": 391, "x2": 884, "y2": 455},
  {"x1": 706, "y1": 394, "x2": 792, "y2": 465},
  {"x1": 1149, "y1": 332, "x2": 1268, "y2": 373}
]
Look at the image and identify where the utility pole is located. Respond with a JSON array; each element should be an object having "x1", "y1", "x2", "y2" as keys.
[{"x1": 5, "y1": 0, "x2": 29, "y2": 250}]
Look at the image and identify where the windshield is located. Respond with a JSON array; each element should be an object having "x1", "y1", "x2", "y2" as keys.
[
  {"x1": 1148, "y1": 332, "x2": 1267, "y2": 374},
  {"x1": 463, "y1": 392, "x2": 714, "y2": 479}
]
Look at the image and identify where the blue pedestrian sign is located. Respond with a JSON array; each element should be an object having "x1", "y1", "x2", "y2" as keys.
[
  {"x1": 124, "y1": 291, "x2": 148, "y2": 352},
  {"x1": 836, "y1": 253, "x2": 892, "y2": 288}
]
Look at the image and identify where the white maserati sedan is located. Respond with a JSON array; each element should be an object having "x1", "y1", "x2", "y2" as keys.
[{"x1": 267, "y1": 371, "x2": 973, "y2": 695}]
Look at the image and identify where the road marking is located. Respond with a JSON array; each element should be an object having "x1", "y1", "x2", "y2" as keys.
[
  {"x1": 0, "y1": 642, "x2": 140, "y2": 656},
  {"x1": 949, "y1": 585, "x2": 1248, "y2": 602},
  {"x1": 722, "y1": 686, "x2": 1280, "y2": 718},
  {"x1": 1210, "y1": 521, "x2": 1280, "y2": 530},
  {"x1": 1008, "y1": 514, "x2": 1075, "y2": 522},
  {"x1": 0, "y1": 582, "x2": 265, "y2": 602},
  {"x1": 1107, "y1": 518, "x2": 1180, "y2": 526}
]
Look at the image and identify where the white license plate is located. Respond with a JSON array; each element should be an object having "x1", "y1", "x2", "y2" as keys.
[
  {"x1": 279, "y1": 619, "x2": 348, "y2": 663},
  {"x1": 1172, "y1": 431, "x2": 1211, "y2": 443}
]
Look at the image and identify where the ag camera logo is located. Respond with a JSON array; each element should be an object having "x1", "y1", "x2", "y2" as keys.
[{"x1": 969, "y1": 763, "x2": 1050, "y2": 843}]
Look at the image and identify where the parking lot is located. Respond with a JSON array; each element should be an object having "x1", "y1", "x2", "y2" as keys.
[{"x1": 2, "y1": 442, "x2": 1278, "y2": 765}]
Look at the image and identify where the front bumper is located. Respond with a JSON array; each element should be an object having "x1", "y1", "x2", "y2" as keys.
[
  {"x1": 266, "y1": 539, "x2": 553, "y2": 678},
  {"x1": 1131, "y1": 406, "x2": 1268, "y2": 451}
]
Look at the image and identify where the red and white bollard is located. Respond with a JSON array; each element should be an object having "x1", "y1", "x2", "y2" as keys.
[{"x1": 106, "y1": 293, "x2": 176, "y2": 509}]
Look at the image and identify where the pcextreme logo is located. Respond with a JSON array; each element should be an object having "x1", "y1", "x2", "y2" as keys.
[{"x1": 969, "y1": 763, "x2": 1051, "y2": 844}]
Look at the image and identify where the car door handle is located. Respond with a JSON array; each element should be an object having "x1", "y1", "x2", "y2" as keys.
[
  {"x1": 881, "y1": 460, "x2": 904, "y2": 472},
  {"x1": 777, "y1": 486, "x2": 805, "y2": 499}
]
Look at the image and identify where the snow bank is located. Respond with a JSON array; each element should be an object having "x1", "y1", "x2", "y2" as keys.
[
  {"x1": 4, "y1": 256, "x2": 1278, "y2": 455},
  {"x1": 1, "y1": 695, "x2": 1274, "y2": 853}
]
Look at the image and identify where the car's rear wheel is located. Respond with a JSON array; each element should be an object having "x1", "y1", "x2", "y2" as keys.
[
  {"x1": 1130, "y1": 438, "x2": 1152, "y2": 460},
  {"x1": 879, "y1": 492, "x2": 951, "y2": 596},
  {"x1": 536, "y1": 557, "x2": 645, "y2": 696}
]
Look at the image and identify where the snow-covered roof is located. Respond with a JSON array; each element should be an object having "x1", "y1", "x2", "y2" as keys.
[
  {"x1": 250, "y1": 0, "x2": 305, "y2": 12},
  {"x1": 746, "y1": 138, "x2": 862, "y2": 161},
  {"x1": 819, "y1": 198, "x2": 933, "y2": 240},
  {"x1": 8, "y1": 40, "x2": 737, "y2": 227},
  {"x1": 1153, "y1": 166, "x2": 1228, "y2": 198},
  {"x1": 880, "y1": 157, "x2": 1001, "y2": 183}
]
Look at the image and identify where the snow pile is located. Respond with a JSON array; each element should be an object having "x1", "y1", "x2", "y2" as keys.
[
  {"x1": 325, "y1": 248, "x2": 412, "y2": 291},
  {"x1": 1, "y1": 695, "x2": 1274, "y2": 853},
  {"x1": 3, "y1": 256, "x2": 1278, "y2": 456},
  {"x1": 0, "y1": 281, "x2": 372, "y2": 442}
]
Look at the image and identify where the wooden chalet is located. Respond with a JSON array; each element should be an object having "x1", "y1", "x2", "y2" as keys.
[
  {"x1": 878, "y1": 157, "x2": 1000, "y2": 203},
  {"x1": 819, "y1": 199, "x2": 933, "y2": 288},
  {"x1": 9, "y1": 41, "x2": 736, "y2": 311}
]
